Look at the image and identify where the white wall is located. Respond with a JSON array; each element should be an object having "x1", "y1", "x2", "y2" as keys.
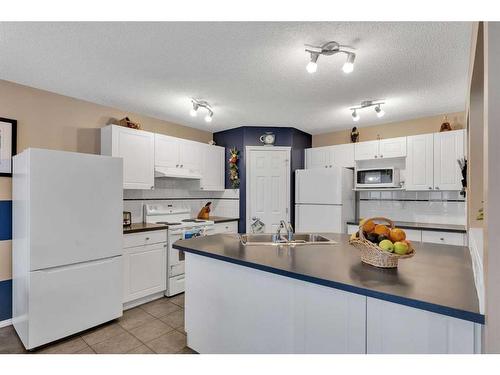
[{"x1": 123, "y1": 178, "x2": 239, "y2": 223}]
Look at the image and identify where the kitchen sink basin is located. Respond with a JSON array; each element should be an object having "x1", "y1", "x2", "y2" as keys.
[{"x1": 239, "y1": 233, "x2": 337, "y2": 246}]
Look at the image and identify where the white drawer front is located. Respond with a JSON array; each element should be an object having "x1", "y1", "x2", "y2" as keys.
[
  {"x1": 168, "y1": 274, "x2": 185, "y2": 296},
  {"x1": 124, "y1": 230, "x2": 166, "y2": 248},
  {"x1": 29, "y1": 256, "x2": 123, "y2": 349},
  {"x1": 421, "y1": 231, "x2": 465, "y2": 246},
  {"x1": 403, "y1": 229, "x2": 422, "y2": 242},
  {"x1": 213, "y1": 221, "x2": 238, "y2": 234}
]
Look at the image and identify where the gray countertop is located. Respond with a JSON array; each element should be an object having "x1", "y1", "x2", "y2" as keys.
[
  {"x1": 346, "y1": 220, "x2": 466, "y2": 233},
  {"x1": 210, "y1": 216, "x2": 239, "y2": 224},
  {"x1": 173, "y1": 233, "x2": 483, "y2": 324},
  {"x1": 123, "y1": 222, "x2": 167, "y2": 234}
]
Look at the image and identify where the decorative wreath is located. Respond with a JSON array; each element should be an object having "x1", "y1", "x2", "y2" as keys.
[{"x1": 228, "y1": 147, "x2": 240, "y2": 189}]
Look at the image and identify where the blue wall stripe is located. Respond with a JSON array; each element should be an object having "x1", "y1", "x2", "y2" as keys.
[
  {"x1": 0, "y1": 200, "x2": 12, "y2": 241},
  {"x1": 0, "y1": 279, "x2": 12, "y2": 321}
]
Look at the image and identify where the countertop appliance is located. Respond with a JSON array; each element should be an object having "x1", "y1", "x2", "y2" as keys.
[
  {"x1": 144, "y1": 203, "x2": 214, "y2": 296},
  {"x1": 295, "y1": 167, "x2": 354, "y2": 234},
  {"x1": 355, "y1": 167, "x2": 401, "y2": 189},
  {"x1": 12, "y1": 148, "x2": 123, "y2": 350}
]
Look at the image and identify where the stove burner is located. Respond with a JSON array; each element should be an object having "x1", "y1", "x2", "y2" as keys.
[
  {"x1": 156, "y1": 221, "x2": 182, "y2": 226},
  {"x1": 182, "y1": 219, "x2": 206, "y2": 223}
]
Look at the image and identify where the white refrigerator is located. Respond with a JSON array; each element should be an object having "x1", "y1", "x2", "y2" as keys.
[
  {"x1": 295, "y1": 167, "x2": 354, "y2": 234},
  {"x1": 12, "y1": 148, "x2": 123, "y2": 350}
]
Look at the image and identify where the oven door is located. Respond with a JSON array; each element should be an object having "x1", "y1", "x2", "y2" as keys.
[{"x1": 168, "y1": 230, "x2": 185, "y2": 277}]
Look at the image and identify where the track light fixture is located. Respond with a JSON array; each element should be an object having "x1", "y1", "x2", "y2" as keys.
[
  {"x1": 190, "y1": 98, "x2": 214, "y2": 123},
  {"x1": 349, "y1": 100, "x2": 386, "y2": 122},
  {"x1": 305, "y1": 41, "x2": 356, "y2": 74}
]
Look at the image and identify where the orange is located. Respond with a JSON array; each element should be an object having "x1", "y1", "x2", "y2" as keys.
[
  {"x1": 373, "y1": 224, "x2": 391, "y2": 237},
  {"x1": 361, "y1": 220, "x2": 375, "y2": 233},
  {"x1": 390, "y1": 228, "x2": 406, "y2": 242}
]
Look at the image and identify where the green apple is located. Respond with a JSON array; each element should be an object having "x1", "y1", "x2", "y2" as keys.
[
  {"x1": 379, "y1": 239, "x2": 394, "y2": 252},
  {"x1": 394, "y1": 241, "x2": 409, "y2": 255}
]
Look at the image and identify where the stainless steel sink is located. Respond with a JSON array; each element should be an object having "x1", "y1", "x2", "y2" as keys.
[{"x1": 239, "y1": 233, "x2": 337, "y2": 246}]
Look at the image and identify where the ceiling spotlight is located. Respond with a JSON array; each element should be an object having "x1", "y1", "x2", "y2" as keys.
[
  {"x1": 352, "y1": 110, "x2": 360, "y2": 122},
  {"x1": 350, "y1": 100, "x2": 386, "y2": 122},
  {"x1": 375, "y1": 104, "x2": 385, "y2": 118},
  {"x1": 305, "y1": 41, "x2": 356, "y2": 75},
  {"x1": 306, "y1": 53, "x2": 319, "y2": 74},
  {"x1": 190, "y1": 98, "x2": 214, "y2": 123},
  {"x1": 342, "y1": 53, "x2": 355, "y2": 74}
]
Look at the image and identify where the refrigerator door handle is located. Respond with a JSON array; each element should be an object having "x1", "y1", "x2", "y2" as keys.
[{"x1": 35, "y1": 255, "x2": 121, "y2": 273}]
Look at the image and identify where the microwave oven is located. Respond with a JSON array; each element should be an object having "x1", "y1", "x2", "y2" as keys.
[{"x1": 356, "y1": 167, "x2": 401, "y2": 189}]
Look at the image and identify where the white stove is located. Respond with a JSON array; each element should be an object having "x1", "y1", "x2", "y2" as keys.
[{"x1": 144, "y1": 203, "x2": 215, "y2": 296}]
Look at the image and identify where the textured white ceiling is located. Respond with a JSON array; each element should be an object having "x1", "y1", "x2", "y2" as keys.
[{"x1": 0, "y1": 22, "x2": 472, "y2": 134}]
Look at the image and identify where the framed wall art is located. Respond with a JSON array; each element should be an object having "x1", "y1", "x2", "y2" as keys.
[{"x1": 0, "y1": 117, "x2": 17, "y2": 177}]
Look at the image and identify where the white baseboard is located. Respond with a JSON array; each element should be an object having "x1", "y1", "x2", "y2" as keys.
[
  {"x1": 123, "y1": 291, "x2": 164, "y2": 311},
  {"x1": 0, "y1": 318, "x2": 12, "y2": 328}
]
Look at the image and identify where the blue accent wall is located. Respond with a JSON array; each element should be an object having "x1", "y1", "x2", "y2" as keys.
[
  {"x1": 0, "y1": 279, "x2": 12, "y2": 321},
  {"x1": 214, "y1": 127, "x2": 312, "y2": 232},
  {"x1": 0, "y1": 200, "x2": 12, "y2": 241}
]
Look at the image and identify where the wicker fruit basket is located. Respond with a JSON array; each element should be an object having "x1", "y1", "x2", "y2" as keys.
[{"x1": 349, "y1": 217, "x2": 415, "y2": 268}]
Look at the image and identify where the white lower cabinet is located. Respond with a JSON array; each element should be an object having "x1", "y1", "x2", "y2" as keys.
[
  {"x1": 422, "y1": 230, "x2": 466, "y2": 246},
  {"x1": 123, "y1": 230, "x2": 167, "y2": 303},
  {"x1": 366, "y1": 297, "x2": 478, "y2": 354},
  {"x1": 213, "y1": 221, "x2": 238, "y2": 234}
]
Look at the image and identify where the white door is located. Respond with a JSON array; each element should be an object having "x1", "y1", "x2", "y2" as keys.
[
  {"x1": 406, "y1": 134, "x2": 434, "y2": 191},
  {"x1": 331, "y1": 143, "x2": 355, "y2": 168},
  {"x1": 295, "y1": 205, "x2": 343, "y2": 233},
  {"x1": 123, "y1": 243, "x2": 167, "y2": 303},
  {"x1": 29, "y1": 149, "x2": 123, "y2": 270},
  {"x1": 295, "y1": 169, "x2": 342, "y2": 205},
  {"x1": 180, "y1": 139, "x2": 202, "y2": 173},
  {"x1": 305, "y1": 147, "x2": 332, "y2": 169},
  {"x1": 115, "y1": 127, "x2": 155, "y2": 189},
  {"x1": 155, "y1": 133, "x2": 180, "y2": 168},
  {"x1": 247, "y1": 147, "x2": 290, "y2": 233},
  {"x1": 433, "y1": 130, "x2": 465, "y2": 191},
  {"x1": 354, "y1": 140, "x2": 379, "y2": 161},
  {"x1": 378, "y1": 137, "x2": 407, "y2": 158},
  {"x1": 201, "y1": 144, "x2": 225, "y2": 191}
]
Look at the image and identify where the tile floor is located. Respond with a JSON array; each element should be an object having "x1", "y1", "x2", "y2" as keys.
[{"x1": 0, "y1": 294, "x2": 197, "y2": 354}]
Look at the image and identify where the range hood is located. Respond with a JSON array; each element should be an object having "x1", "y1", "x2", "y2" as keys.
[{"x1": 154, "y1": 166, "x2": 202, "y2": 179}]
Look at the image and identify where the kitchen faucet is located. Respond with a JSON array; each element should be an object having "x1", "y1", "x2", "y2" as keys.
[{"x1": 275, "y1": 220, "x2": 294, "y2": 242}]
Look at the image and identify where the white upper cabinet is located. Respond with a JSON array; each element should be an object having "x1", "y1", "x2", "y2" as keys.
[
  {"x1": 406, "y1": 134, "x2": 434, "y2": 191},
  {"x1": 305, "y1": 144, "x2": 354, "y2": 169},
  {"x1": 355, "y1": 138, "x2": 406, "y2": 161},
  {"x1": 101, "y1": 125, "x2": 155, "y2": 190},
  {"x1": 331, "y1": 144, "x2": 355, "y2": 168},
  {"x1": 406, "y1": 130, "x2": 465, "y2": 191},
  {"x1": 433, "y1": 129, "x2": 465, "y2": 191},
  {"x1": 305, "y1": 146, "x2": 333, "y2": 169},
  {"x1": 200, "y1": 144, "x2": 225, "y2": 191},
  {"x1": 378, "y1": 137, "x2": 407, "y2": 159},
  {"x1": 154, "y1": 134, "x2": 180, "y2": 169},
  {"x1": 180, "y1": 139, "x2": 203, "y2": 174},
  {"x1": 354, "y1": 140, "x2": 380, "y2": 161}
]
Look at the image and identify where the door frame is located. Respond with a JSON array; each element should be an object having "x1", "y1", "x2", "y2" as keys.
[{"x1": 245, "y1": 146, "x2": 291, "y2": 233}]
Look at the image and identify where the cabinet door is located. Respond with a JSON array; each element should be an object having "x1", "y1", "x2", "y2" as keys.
[
  {"x1": 305, "y1": 147, "x2": 332, "y2": 169},
  {"x1": 155, "y1": 133, "x2": 180, "y2": 168},
  {"x1": 433, "y1": 130, "x2": 465, "y2": 191},
  {"x1": 331, "y1": 143, "x2": 355, "y2": 168},
  {"x1": 114, "y1": 126, "x2": 154, "y2": 190},
  {"x1": 213, "y1": 221, "x2": 238, "y2": 234},
  {"x1": 406, "y1": 134, "x2": 434, "y2": 191},
  {"x1": 180, "y1": 139, "x2": 202, "y2": 173},
  {"x1": 378, "y1": 137, "x2": 407, "y2": 158},
  {"x1": 123, "y1": 242, "x2": 167, "y2": 303},
  {"x1": 354, "y1": 140, "x2": 379, "y2": 161},
  {"x1": 367, "y1": 297, "x2": 475, "y2": 354},
  {"x1": 200, "y1": 145, "x2": 225, "y2": 191}
]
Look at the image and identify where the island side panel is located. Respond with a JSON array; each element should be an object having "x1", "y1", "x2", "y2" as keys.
[
  {"x1": 184, "y1": 252, "x2": 366, "y2": 354},
  {"x1": 366, "y1": 297, "x2": 477, "y2": 354}
]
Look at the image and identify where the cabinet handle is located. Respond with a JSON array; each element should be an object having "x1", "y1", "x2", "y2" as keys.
[
  {"x1": 374, "y1": 155, "x2": 378, "y2": 158},
  {"x1": 380, "y1": 154, "x2": 383, "y2": 158},
  {"x1": 428, "y1": 187, "x2": 432, "y2": 190},
  {"x1": 176, "y1": 164, "x2": 179, "y2": 168},
  {"x1": 145, "y1": 237, "x2": 150, "y2": 240},
  {"x1": 435, "y1": 187, "x2": 440, "y2": 190},
  {"x1": 440, "y1": 238, "x2": 444, "y2": 241},
  {"x1": 324, "y1": 165, "x2": 328, "y2": 168},
  {"x1": 181, "y1": 164, "x2": 184, "y2": 168}
]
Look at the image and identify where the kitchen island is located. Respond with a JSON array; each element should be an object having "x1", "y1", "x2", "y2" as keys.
[{"x1": 173, "y1": 233, "x2": 483, "y2": 354}]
